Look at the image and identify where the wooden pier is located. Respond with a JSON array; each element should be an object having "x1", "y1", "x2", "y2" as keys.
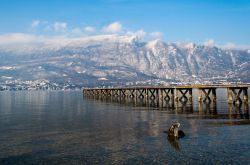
[{"x1": 83, "y1": 85, "x2": 249, "y2": 105}]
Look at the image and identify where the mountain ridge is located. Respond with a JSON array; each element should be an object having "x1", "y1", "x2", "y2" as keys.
[{"x1": 0, "y1": 35, "x2": 250, "y2": 86}]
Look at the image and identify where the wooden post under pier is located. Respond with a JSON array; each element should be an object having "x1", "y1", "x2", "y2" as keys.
[
  {"x1": 198, "y1": 88, "x2": 216, "y2": 102},
  {"x1": 227, "y1": 87, "x2": 248, "y2": 104},
  {"x1": 148, "y1": 89, "x2": 156, "y2": 100},
  {"x1": 243, "y1": 88, "x2": 249, "y2": 104},
  {"x1": 175, "y1": 88, "x2": 192, "y2": 102}
]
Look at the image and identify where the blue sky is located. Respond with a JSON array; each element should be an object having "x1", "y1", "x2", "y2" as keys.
[{"x1": 0, "y1": 0, "x2": 250, "y2": 47}]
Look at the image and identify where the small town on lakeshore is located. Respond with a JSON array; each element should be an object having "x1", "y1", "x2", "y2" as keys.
[{"x1": 0, "y1": 77, "x2": 247, "y2": 91}]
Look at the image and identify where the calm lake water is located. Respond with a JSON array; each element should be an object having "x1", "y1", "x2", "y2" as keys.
[{"x1": 0, "y1": 90, "x2": 250, "y2": 164}]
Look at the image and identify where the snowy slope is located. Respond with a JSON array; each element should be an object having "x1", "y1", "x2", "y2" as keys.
[{"x1": 0, "y1": 35, "x2": 249, "y2": 85}]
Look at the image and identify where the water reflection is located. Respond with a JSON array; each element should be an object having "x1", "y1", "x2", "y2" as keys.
[
  {"x1": 228, "y1": 102, "x2": 249, "y2": 119},
  {"x1": 1, "y1": 91, "x2": 250, "y2": 164},
  {"x1": 84, "y1": 95, "x2": 249, "y2": 120},
  {"x1": 167, "y1": 136, "x2": 181, "y2": 151},
  {"x1": 198, "y1": 101, "x2": 217, "y2": 115}
]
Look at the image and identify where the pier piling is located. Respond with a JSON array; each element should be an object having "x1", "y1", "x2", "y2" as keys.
[
  {"x1": 198, "y1": 88, "x2": 216, "y2": 102},
  {"x1": 227, "y1": 87, "x2": 248, "y2": 104}
]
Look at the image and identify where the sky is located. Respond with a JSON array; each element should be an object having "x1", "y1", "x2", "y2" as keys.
[{"x1": 0, "y1": 0, "x2": 250, "y2": 48}]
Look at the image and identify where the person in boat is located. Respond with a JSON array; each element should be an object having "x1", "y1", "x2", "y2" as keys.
[{"x1": 166, "y1": 122, "x2": 185, "y2": 138}]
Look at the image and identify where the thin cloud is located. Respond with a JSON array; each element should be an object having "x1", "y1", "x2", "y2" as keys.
[
  {"x1": 53, "y1": 22, "x2": 67, "y2": 32},
  {"x1": 71, "y1": 28, "x2": 82, "y2": 34},
  {"x1": 103, "y1": 22, "x2": 122, "y2": 33},
  {"x1": 126, "y1": 29, "x2": 146, "y2": 40},
  {"x1": 1, "y1": 33, "x2": 250, "y2": 54},
  {"x1": 149, "y1": 32, "x2": 163, "y2": 39},
  {"x1": 31, "y1": 20, "x2": 41, "y2": 28},
  {"x1": 0, "y1": 33, "x2": 39, "y2": 44},
  {"x1": 219, "y1": 42, "x2": 250, "y2": 50},
  {"x1": 28, "y1": 20, "x2": 166, "y2": 42},
  {"x1": 31, "y1": 20, "x2": 48, "y2": 29},
  {"x1": 203, "y1": 39, "x2": 250, "y2": 50},
  {"x1": 204, "y1": 39, "x2": 215, "y2": 47},
  {"x1": 84, "y1": 26, "x2": 95, "y2": 32}
]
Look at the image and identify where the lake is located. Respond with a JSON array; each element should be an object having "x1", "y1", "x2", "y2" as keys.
[{"x1": 0, "y1": 90, "x2": 250, "y2": 164}]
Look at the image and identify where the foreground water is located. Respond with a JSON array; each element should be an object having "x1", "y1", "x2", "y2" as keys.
[{"x1": 0, "y1": 90, "x2": 249, "y2": 164}]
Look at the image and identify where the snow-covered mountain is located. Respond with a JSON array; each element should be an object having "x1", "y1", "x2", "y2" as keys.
[{"x1": 0, "y1": 35, "x2": 250, "y2": 86}]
